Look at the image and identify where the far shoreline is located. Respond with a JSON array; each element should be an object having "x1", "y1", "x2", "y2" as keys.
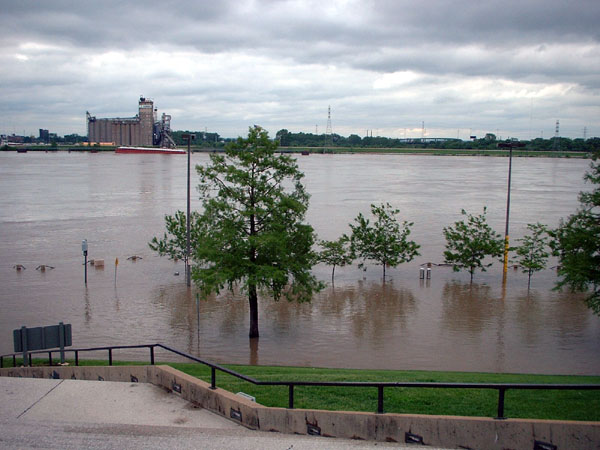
[{"x1": 0, "y1": 145, "x2": 591, "y2": 159}]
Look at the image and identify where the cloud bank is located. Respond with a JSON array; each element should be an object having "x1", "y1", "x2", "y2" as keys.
[{"x1": 1, "y1": 0, "x2": 598, "y2": 139}]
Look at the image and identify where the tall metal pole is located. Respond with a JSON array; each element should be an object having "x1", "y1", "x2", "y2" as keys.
[
  {"x1": 503, "y1": 145, "x2": 513, "y2": 275},
  {"x1": 182, "y1": 133, "x2": 195, "y2": 287},
  {"x1": 186, "y1": 136, "x2": 191, "y2": 287}
]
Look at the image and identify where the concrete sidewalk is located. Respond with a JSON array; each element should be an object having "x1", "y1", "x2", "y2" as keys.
[{"x1": 0, "y1": 376, "x2": 440, "y2": 449}]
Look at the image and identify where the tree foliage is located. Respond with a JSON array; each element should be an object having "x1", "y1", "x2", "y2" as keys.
[
  {"x1": 192, "y1": 125, "x2": 322, "y2": 338},
  {"x1": 511, "y1": 222, "x2": 550, "y2": 289},
  {"x1": 318, "y1": 236, "x2": 353, "y2": 283},
  {"x1": 149, "y1": 210, "x2": 202, "y2": 262},
  {"x1": 274, "y1": 128, "x2": 600, "y2": 153},
  {"x1": 551, "y1": 152, "x2": 600, "y2": 314},
  {"x1": 349, "y1": 203, "x2": 420, "y2": 280},
  {"x1": 443, "y1": 207, "x2": 504, "y2": 282}
]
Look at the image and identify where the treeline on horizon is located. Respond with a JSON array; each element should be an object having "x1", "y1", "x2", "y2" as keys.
[
  {"x1": 172, "y1": 129, "x2": 600, "y2": 153},
  {"x1": 6, "y1": 129, "x2": 599, "y2": 153},
  {"x1": 272, "y1": 130, "x2": 600, "y2": 152}
]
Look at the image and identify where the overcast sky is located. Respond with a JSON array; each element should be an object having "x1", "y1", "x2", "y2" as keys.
[{"x1": 1, "y1": 0, "x2": 598, "y2": 140}]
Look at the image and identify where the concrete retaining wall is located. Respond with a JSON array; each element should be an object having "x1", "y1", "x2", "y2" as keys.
[{"x1": 2, "y1": 365, "x2": 598, "y2": 449}]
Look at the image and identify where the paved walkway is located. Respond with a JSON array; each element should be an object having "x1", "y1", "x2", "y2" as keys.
[{"x1": 0, "y1": 376, "x2": 450, "y2": 449}]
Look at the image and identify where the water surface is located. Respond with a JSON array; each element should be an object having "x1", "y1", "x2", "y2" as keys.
[{"x1": 1, "y1": 152, "x2": 598, "y2": 374}]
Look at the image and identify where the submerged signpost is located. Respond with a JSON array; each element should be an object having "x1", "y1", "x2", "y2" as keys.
[{"x1": 82, "y1": 239, "x2": 88, "y2": 284}]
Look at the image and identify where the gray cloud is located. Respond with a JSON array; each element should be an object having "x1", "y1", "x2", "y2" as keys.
[{"x1": 0, "y1": 0, "x2": 598, "y2": 138}]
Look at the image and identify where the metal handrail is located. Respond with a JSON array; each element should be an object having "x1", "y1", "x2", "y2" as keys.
[{"x1": 2, "y1": 342, "x2": 599, "y2": 419}]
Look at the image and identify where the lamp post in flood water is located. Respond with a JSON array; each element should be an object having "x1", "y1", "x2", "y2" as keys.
[
  {"x1": 81, "y1": 239, "x2": 88, "y2": 285},
  {"x1": 182, "y1": 133, "x2": 195, "y2": 287},
  {"x1": 498, "y1": 141, "x2": 525, "y2": 278}
]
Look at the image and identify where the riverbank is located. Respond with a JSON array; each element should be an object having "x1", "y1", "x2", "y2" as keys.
[
  {"x1": 280, "y1": 146, "x2": 590, "y2": 158},
  {"x1": 7, "y1": 358, "x2": 599, "y2": 421},
  {"x1": 1, "y1": 144, "x2": 590, "y2": 158}
]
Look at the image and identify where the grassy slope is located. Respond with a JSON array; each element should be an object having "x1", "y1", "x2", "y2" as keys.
[{"x1": 12, "y1": 358, "x2": 595, "y2": 421}]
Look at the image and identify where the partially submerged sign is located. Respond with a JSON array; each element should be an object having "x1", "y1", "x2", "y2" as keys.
[{"x1": 13, "y1": 322, "x2": 72, "y2": 365}]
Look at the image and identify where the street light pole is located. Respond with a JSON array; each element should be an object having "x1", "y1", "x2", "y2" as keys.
[
  {"x1": 182, "y1": 133, "x2": 196, "y2": 287},
  {"x1": 498, "y1": 141, "x2": 524, "y2": 276},
  {"x1": 503, "y1": 145, "x2": 513, "y2": 275}
]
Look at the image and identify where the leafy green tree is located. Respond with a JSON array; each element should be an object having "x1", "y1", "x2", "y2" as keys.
[
  {"x1": 511, "y1": 223, "x2": 550, "y2": 289},
  {"x1": 349, "y1": 203, "x2": 420, "y2": 280},
  {"x1": 318, "y1": 236, "x2": 353, "y2": 283},
  {"x1": 149, "y1": 210, "x2": 202, "y2": 263},
  {"x1": 443, "y1": 207, "x2": 504, "y2": 282},
  {"x1": 193, "y1": 125, "x2": 322, "y2": 338},
  {"x1": 275, "y1": 129, "x2": 291, "y2": 146},
  {"x1": 550, "y1": 152, "x2": 600, "y2": 314}
]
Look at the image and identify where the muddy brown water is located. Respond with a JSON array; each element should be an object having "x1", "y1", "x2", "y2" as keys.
[{"x1": 1, "y1": 152, "x2": 598, "y2": 374}]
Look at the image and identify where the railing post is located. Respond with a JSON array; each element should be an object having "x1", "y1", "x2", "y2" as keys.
[
  {"x1": 150, "y1": 346, "x2": 155, "y2": 365},
  {"x1": 13, "y1": 355, "x2": 16, "y2": 367},
  {"x1": 28, "y1": 353, "x2": 32, "y2": 366},
  {"x1": 210, "y1": 367, "x2": 216, "y2": 390},
  {"x1": 108, "y1": 349, "x2": 113, "y2": 366},
  {"x1": 48, "y1": 351, "x2": 52, "y2": 366},
  {"x1": 496, "y1": 388, "x2": 506, "y2": 419},
  {"x1": 288, "y1": 384, "x2": 294, "y2": 409},
  {"x1": 75, "y1": 350, "x2": 79, "y2": 366},
  {"x1": 377, "y1": 385, "x2": 384, "y2": 414},
  {"x1": 0, "y1": 356, "x2": 3, "y2": 368}
]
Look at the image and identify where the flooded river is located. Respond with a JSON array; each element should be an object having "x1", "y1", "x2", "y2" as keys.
[{"x1": 1, "y1": 151, "x2": 598, "y2": 374}]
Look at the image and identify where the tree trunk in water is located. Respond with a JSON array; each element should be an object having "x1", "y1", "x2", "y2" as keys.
[{"x1": 248, "y1": 284, "x2": 259, "y2": 338}]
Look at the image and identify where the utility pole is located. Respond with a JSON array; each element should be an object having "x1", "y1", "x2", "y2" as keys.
[
  {"x1": 182, "y1": 133, "x2": 196, "y2": 287},
  {"x1": 498, "y1": 141, "x2": 525, "y2": 278}
]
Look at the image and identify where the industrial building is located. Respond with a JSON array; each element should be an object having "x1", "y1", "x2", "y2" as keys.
[{"x1": 86, "y1": 97, "x2": 175, "y2": 147}]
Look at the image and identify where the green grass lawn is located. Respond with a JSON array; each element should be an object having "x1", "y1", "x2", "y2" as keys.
[{"x1": 5, "y1": 357, "x2": 598, "y2": 421}]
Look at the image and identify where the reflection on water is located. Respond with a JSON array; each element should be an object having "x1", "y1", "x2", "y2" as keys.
[
  {"x1": 441, "y1": 282, "x2": 496, "y2": 336},
  {"x1": 1, "y1": 152, "x2": 599, "y2": 375}
]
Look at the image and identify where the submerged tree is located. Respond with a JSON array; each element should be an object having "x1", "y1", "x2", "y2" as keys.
[
  {"x1": 443, "y1": 207, "x2": 504, "y2": 283},
  {"x1": 149, "y1": 210, "x2": 202, "y2": 263},
  {"x1": 550, "y1": 152, "x2": 600, "y2": 314},
  {"x1": 192, "y1": 125, "x2": 322, "y2": 338},
  {"x1": 349, "y1": 203, "x2": 420, "y2": 280},
  {"x1": 511, "y1": 222, "x2": 550, "y2": 289},
  {"x1": 318, "y1": 236, "x2": 353, "y2": 283}
]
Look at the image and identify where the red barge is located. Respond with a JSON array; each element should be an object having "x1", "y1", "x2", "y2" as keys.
[{"x1": 116, "y1": 146, "x2": 186, "y2": 155}]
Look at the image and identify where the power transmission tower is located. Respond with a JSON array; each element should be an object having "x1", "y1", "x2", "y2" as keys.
[
  {"x1": 325, "y1": 105, "x2": 333, "y2": 147},
  {"x1": 553, "y1": 120, "x2": 560, "y2": 151}
]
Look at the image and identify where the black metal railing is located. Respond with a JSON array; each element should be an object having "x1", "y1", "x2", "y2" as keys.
[{"x1": 2, "y1": 343, "x2": 599, "y2": 419}]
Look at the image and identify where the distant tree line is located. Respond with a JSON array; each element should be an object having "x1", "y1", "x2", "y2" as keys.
[
  {"x1": 170, "y1": 130, "x2": 225, "y2": 147},
  {"x1": 5, "y1": 128, "x2": 599, "y2": 153},
  {"x1": 275, "y1": 129, "x2": 600, "y2": 152}
]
